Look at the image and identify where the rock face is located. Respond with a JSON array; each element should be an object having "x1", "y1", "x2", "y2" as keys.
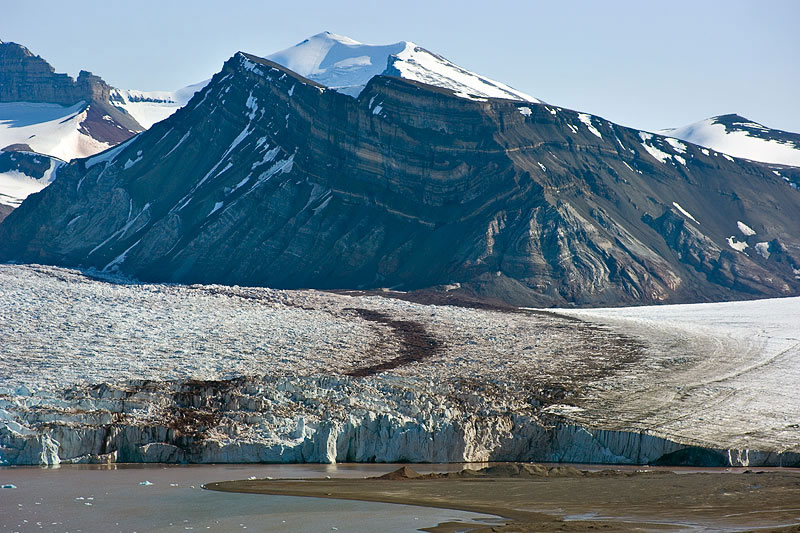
[
  {"x1": 0, "y1": 41, "x2": 88, "y2": 105},
  {"x1": 1, "y1": 53, "x2": 800, "y2": 306}
]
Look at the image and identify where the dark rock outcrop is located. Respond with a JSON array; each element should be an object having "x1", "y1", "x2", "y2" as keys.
[
  {"x1": 1, "y1": 52, "x2": 799, "y2": 306},
  {"x1": 0, "y1": 149, "x2": 54, "y2": 179}
]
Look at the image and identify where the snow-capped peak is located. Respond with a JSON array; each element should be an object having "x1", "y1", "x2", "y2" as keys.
[
  {"x1": 266, "y1": 32, "x2": 540, "y2": 103},
  {"x1": 265, "y1": 32, "x2": 406, "y2": 95},
  {"x1": 660, "y1": 114, "x2": 800, "y2": 167}
]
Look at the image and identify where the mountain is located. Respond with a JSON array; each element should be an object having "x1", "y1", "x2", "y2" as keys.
[
  {"x1": 0, "y1": 31, "x2": 538, "y2": 226},
  {"x1": 0, "y1": 40, "x2": 142, "y2": 158},
  {"x1": 661, "y1": 114, "x2": 800, "y2": 167},
  {"x1": 0, "y1": 40, "x2": 207, "y2": 158},
  {"x1": 265, "y1": 31, "x2": 540, "y2": 101},
  {"x1": 0, "y1": 40, "x2": 206, "y2": 213},
  {"x1": 1, "y1": 45, "x2": 799, "y2": 306}
]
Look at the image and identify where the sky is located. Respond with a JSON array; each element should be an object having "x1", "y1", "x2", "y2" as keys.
[{"x1": 1, "y1": 0, "x2": 798, "y2": 133}]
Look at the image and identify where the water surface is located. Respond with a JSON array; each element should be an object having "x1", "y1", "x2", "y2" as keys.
[{"x1": 0, "y1": 463, "x2": 496, "y2": 533}]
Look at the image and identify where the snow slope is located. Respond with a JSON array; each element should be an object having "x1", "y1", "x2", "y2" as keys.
[
  {"x1": 0, "y1": 83, "x2": 206, "y2": 211},
  {"x1": 661, "y1": 114, "x2": 800, "y2": 167},
  {"x1": 0, "y1": 101, "x2": 111, "y2": 161},
  {"x1": 0, "y1": 149, "x2": 64, "y2": 221},
  {"x1": 266, "y1": 31, "x2": 540, "y2": 102},
  {"x1": 0, "y1": 157, "x2": 63, "y2": 208},
  {"x1": 110, "y1": 80, "x2": 209, "y2": 129},
  {"x1": 0, "y1": 87, "x2": 208, "y2": 162}
]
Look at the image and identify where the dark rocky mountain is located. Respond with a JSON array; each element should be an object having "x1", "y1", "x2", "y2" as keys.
[
  {"x1": 0, "y1": 40, "x2": 142, "y2": 149},
  {"x1": 1, "y1": 52, "x2": 799, "y2": 306}
]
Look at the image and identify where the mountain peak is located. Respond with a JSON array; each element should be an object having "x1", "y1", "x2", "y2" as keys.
[
  {"x1": 265, "y1": 32, "x2": 539, "y2": 102},
  {"x1": 0, "y1": 41, "x2": 34, "y2": 57},
  {"x1": 309, "y1": 31, "x2": 364, "y2": 45},
  {"x1": 266, "y1": 32, "x2": 406, "y2": 94}
]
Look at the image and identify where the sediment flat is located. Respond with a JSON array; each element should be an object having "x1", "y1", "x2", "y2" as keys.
[{"x1": 207, "y1": 465, "x2": 800, "y2": 532}]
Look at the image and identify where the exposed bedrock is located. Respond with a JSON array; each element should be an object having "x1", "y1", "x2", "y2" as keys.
[
  {"x1": 2, "y1": 376, "x2": 796, "y2": 467},
  {"x1": 3, "y1": 53, "x2": 800, "y2": 306}
]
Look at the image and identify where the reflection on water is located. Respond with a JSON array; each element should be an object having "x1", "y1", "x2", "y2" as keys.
[{"x1": 0, "y1": 463, "x2": 496, "y2": 533}]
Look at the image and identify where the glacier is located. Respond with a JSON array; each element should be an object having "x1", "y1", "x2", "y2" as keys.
[{"x1": 1, "y1": 264, "x2": 799, "y2": 466}]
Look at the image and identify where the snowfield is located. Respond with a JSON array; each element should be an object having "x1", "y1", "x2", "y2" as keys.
[
  {"x1": 0, "y1": 101, "x2": 110, "y2": 161},
  {"x1": 662, "y1": 116, "x2": 800, "y2": 166},
  {"x1": 1, "y1": 264, "x2": 798, "y2": 465},
  {"x1": 0, "y1": 158, "x2": 62, "y2": 207},
  {"x1": 110, "y1": 80, "x2": 209, "y2": 129},
  {"x1": 0, "y1": 87, "x2": 207, "y2": 163}
]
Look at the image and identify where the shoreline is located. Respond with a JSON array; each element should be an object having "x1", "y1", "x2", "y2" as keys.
[{"x1": 206, "y1": 463, "x2": 800, "y2": 532}]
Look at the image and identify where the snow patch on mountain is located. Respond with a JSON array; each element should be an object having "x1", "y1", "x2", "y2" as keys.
[
  {"x1": 672, "y1": 202, "x2": 699, "y2": 224},
  {"x1": 111, "y1": 80, "x2": 209, "y2": 129},
  {"x1": 727, "y1": 236, "x2": 749, "y2": 252},
  {"x1": 661, "y1": 115, "x2": 800, "y2": 167},
  {"x1": 0, "y1": 160, "x2": 61, "y2": 207},
  {"x1": 737, "y1": 221, "x2": 756, "y2": 237},
  {"x1": 0, "y1": 101, "x2": 112, "y2": 161},
  {"x1": 578, "y1": 113, "x2": 602, "y2": 138},
  {"x1": 0, "y1": 149, "x2": 65, "y2": 210},
  {"x1": 266, "y1": 32, "x2": 540, "y2": 103},
  {"x1": 639, "y1": 132, "x2": 672, "y2": 164}
]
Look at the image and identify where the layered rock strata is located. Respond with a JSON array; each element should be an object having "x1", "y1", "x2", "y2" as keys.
[{"x1": 1, "y1": 53, "x2": 799, "y2": 306}]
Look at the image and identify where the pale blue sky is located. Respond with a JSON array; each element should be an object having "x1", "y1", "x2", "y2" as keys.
[{"x1": 2, "y1": 0, "x2": 798, "y2": 132}]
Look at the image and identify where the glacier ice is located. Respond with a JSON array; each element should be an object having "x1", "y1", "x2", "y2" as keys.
[{"x1": 1, "y1": 264, "x2": 799, "y2": 466}]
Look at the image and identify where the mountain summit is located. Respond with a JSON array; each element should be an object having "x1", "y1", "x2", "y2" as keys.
[{"x1": 266, "y1": 31, "x2": 540, "y2": 102}]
